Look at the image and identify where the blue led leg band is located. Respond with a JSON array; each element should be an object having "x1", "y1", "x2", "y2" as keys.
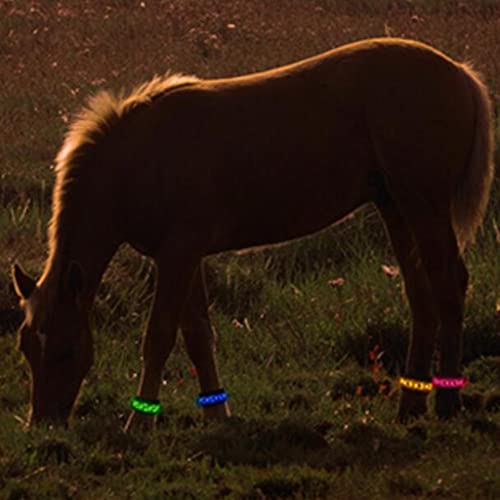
[{"x1": 197, "y1": 389, "x2": 229, "y2": 407}]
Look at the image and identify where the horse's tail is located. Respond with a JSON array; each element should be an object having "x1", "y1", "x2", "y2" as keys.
[{"x1": 452, "y1": 64, "x2": 495, "y2": 252}]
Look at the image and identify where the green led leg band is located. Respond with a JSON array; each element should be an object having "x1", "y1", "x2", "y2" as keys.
[
  {"x1": 400, "y1": 376, "x2": 433, "y2": 393},
  {"x1": 130, "y1": 396, "x2": 162, "y2": 415}
]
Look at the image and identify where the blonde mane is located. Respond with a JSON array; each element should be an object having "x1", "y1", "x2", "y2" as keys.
[
  {"x1": 55, "y1": 73, "x2": 199, "y2": 167},
  {"x1": 41, "y1": 73, "x2": 199, "y2": 286}
]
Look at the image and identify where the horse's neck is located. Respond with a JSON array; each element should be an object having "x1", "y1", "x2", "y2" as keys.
[{"x1": 39, "y1": 212, "x2": 119, "y2": 311}]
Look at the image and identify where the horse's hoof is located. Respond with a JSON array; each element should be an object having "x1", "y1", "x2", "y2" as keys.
[
  {"x1": 397, "y1": 390, "x2": 428, "y2": 423},
  {"x1": 123, "y1": 411, "x2": 156, "y2": 433},
  {"x1": 202, "y1": 402, "x2": 231, "y2": 420},
  {"x1": 435, "y1": 388, "x2": 462, "y2": 419}
]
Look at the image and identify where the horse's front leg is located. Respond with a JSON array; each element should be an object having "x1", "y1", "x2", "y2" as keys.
[
  {"x1": 124, "y1": 249, "x2": 198, "y2": 433},
  {"x1": 181, "y1": 262, "x2": 230, "y2": 420}
]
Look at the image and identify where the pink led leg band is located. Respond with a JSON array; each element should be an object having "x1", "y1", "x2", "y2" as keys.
[{"x1": 432, "y1": 376, "x2": 467, "y2": 389}]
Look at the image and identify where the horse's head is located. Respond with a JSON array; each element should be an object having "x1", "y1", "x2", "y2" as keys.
[{"x1": 12, "y1": 262, "x2": 93, "y2": 426}]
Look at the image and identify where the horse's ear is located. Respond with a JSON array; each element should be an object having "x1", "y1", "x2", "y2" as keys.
[
  {"x1": 66, "y1": 261, "x2": 85, "y2": 301},
  {"x1": 12, "y1": 264, "x2": 37, "y2": 299}
]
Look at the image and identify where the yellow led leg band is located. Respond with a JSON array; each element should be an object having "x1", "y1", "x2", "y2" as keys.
[{"x1": 399, "y1": 376, "x2": 433, "y2": 393}]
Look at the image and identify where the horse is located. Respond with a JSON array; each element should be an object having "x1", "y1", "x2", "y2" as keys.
[{"x1": 12, "y1": 38, "x2": 494, "y2": 430}]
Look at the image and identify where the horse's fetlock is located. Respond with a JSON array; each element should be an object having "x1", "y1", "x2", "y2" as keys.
[
  {"x1": 435, "y1": 388, "x2": 462, "y2": 419},
  {"x1": 398, "y1": 389, "x2": 429, "y2": 422}
]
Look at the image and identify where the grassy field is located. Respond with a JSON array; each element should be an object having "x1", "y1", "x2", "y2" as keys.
[{"x1": 1, "y1": 0, "x2": 499, "y2": 498}]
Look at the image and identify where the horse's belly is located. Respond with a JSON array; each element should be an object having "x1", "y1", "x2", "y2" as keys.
[{"x1": 217, "y1": 177, "x2": 369, "y2": 252}]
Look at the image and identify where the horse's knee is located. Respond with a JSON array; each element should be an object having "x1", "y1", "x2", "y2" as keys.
[
  {"x1": 142, "y1": 325, "x2": 177, "y2": 368},
  {"x1": 411, "y1": 312, "x2": 439, "y2": 335},
  {"x1": 437, "y1": 261, "x2": 467, "y2": 325},
  {"x1": 183, "y1": 317, "x2": 217, "y2": 358},
  {"x1": 439, "y1": 261, "x2": 466, "y2": 326}
]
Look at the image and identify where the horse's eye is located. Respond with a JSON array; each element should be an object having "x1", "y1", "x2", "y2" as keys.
[{"x1": 35, "y1": 330, "x2": 47, "y2": 351}]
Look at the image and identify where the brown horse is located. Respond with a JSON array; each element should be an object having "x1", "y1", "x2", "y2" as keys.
[{"x1": 13, "y1": 38, "x2": 494, "y2": 430}]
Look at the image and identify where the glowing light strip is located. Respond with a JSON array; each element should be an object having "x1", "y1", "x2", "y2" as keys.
[
  {"x1": 432, "y1": 376, "x2": 467, "y2": 389},
  {"x1": 197, "y1": 389, "x2": 228, "y2": 407},
  {"x1": 130, "y1": 396, "x2": 162, "y2": 415},
  {"x1": 399, "y1": 377, "x2": 433, "y2": 392}
]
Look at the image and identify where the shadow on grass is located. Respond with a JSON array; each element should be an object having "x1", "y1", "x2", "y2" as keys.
[{"x1": 191, "y1": 416, "x2": 421, "y2": 471}]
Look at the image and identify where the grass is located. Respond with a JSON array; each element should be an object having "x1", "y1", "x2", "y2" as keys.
[{"x1": 1, "y1": 0, "x2": 499, "y2": 498}]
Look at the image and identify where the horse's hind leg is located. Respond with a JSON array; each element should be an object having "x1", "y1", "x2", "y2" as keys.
[
  {"x1": 403, "y1": 206, "x2": 468, "y2": 419},
  {"x1": 377, "y1": 200, "x2": 438, "y2": 420},
  {"x1": 180, "y1": 262, "x2": 230, "y2": 419}
]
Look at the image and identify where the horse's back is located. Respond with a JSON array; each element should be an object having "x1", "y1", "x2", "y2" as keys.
[{"x1": 119, "y1": 39, "x2": 487, "y2": 255}]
